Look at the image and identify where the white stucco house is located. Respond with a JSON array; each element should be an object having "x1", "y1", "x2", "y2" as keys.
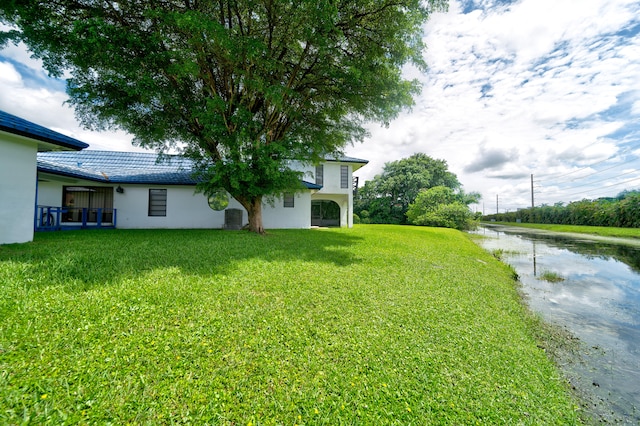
[
  {"x1": 0, "y1": 110, "x2": 88, "y2": 244},
  {"x1": 36, "y1": 151, "x2": 367, "y2": 231},
  {"x1": 0, "y1": 110, "x2": 367, "y2": 242}
]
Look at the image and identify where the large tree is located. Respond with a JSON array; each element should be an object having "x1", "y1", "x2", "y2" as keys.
[
  {"x1": 0, "y1": 0, "x2": 447, "y2": 233},
  {"x1": 355, "y1": 153, "x2": 463, "y2": 224}
]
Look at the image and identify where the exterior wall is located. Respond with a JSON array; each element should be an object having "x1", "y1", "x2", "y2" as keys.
[
  {"x1": 37, "y1": 180, "x2": 63, "y2": 207},
  {"x1": 0, "y1": 135, "x2": 37, "y2": 244},
  {"x1": 109, "y1": 185, "x2": 230, "y2": 229},
  {"x1": 262, "y1": 191, "x2": 312, "y2": 229},
  {"x1": 36, "y1": 181, "x2": 225, "y2": 229},
  {"x1": 36, "y1": 180, "x2": 314, "y2": 229},
  {"x1": 116, "y1": 186, "x2": 313, "y2": 229},
  {"x1": 306, "y1": 162, "x2": 354, "y2": 227}
]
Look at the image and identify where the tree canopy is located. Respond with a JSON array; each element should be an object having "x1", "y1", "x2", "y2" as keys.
[
  {"x1": 355, "y1": 153, "x2": 472, "y2": 224},
  {"x1": 0, "y1": 0, "x2": 447, "y2": 233}
]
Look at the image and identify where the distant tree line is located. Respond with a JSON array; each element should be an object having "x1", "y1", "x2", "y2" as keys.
[
  {"x1": 354, "y1": 153, "x2": 481, "y2": 230},
  {"x1": 484, "y1": 190, "x2": 640, "y2": 228}
]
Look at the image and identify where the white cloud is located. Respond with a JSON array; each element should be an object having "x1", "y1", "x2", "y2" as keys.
[
  {"x1": 0, "y1": 60, "x2": 145, "y2": 153},
  {"x1": 0, "y1": 61, "x2": 21, "y2": 85},
  {"x1": 0, "y1": 39, "x2": 48, "y2": 75},
  {"x1": 350, "y1": 0, "x2": 640, "y2": 209}
]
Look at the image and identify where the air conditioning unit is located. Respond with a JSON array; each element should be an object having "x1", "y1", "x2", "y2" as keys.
[{"x1": 224, "y1": 208, "x2": 243, "y2": 230}]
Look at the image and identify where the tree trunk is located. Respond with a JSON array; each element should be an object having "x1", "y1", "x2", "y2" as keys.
[{"x1": 239, "y1": 196, "x2": 265, "y2": 234}]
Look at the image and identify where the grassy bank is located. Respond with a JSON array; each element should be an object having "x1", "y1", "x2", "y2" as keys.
[
  {"x1": 0, "y1": 225, "x2": 581, "y2": 424},
  {"x1": 485, "y1": 222, "x2": 640, "y2": 239}
]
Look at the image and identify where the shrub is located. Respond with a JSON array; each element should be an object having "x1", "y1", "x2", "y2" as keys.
[{"x1": 407, "y1": 186, "x2": 477, "y2": 230}]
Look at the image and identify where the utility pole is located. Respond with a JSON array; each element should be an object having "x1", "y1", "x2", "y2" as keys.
[
  {"x1": 531, "y1": 174, "x2": 535, "y2": 209},
  {"x1": 496, "y1": 194, "x2": 499, "y2": 214}
]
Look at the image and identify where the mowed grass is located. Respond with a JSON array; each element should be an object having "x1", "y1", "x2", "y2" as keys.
[
  {"x1": 492, "y1": 222, "x2": 640, "y2": 239},
  {"x1": 0, "y1": 225, "x2": 581, "y2": 424}
]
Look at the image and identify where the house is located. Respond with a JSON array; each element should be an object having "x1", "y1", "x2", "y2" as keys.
[
  {"x1": 0, "y1": 110, "x2": 88, "y2": 244},
  {"x1": 36, "y1": 150, "x2": 367, "y2": 231},
  {"x1": 0, "y1": 111, "x2": 367, "y2": 237}
]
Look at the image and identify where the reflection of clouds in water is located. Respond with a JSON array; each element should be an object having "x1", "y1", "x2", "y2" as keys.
[
  {"x1": 472, "y1": 226, "x2": 640, "y2": 420},
  {"x1": 483, "y1": 232, "x2": 634, "y2": 304},
  {"x1": 529, "y1": 254, "x2": 636, "y2": 326},
  {"x1": 474, "y1": 228, "x2": 640, "y2": 344},
  {"x1": 514, "y1": 247, "x2": 635, "y2": 325}
]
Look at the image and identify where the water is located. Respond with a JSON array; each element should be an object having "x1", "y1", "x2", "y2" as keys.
[{"x1": 471, "y1": 225, "x2": 640, "y2": 423}]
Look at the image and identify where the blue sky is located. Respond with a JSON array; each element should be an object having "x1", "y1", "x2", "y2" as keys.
[{"x1": 1, "y1": 0, "x2": 639, "y2": 213}]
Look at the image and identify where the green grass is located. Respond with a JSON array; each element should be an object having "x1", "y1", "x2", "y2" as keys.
[
  {"x1": 489, "y1": 222, "x2": 640, "y2": 239},
  {"x1": 539, "y1": 271, "x2": 565, "y2": 283},
  {"x1": 489, "y1": 248, "x2": 523, "y2": 261},
  {"x1": 0, "y1": 226, "x2": 582, "y2": 424}
]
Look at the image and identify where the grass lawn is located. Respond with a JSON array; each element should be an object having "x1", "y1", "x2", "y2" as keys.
[
  {"x1": 487, "y1": 222, "x2": 640, "y2": 239},
  {"x1": 0, "y1": 225, "x2": 582, "y2": 424}
]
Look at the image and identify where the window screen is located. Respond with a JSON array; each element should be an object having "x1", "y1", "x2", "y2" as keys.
[
  {"x1": 315, "y1": 165, "x2": 324, "y2": 186},
  {"x1": 284, "y1": 193, "x2": 295, "y2": 208},
  {"x1": 148, "y1": 189, "x2": 167, "y2": 216},
  {"x1": 340, "y1": 165, "x2": 349, "y2": 189}
]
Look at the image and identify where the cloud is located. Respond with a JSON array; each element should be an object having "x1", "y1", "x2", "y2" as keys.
[
  {"x1": 464, "y1": 142, "x2": 519, "y2": 173},
  {"x1": 0, "y1": 61, "x2": 21, "y2": 84},
  {"x1": 0, "y1": 60, "x2": 70, "y2": 124},
  {"x1": 0, "y1": 58, "x2": 145, "y2": 152},
  {"x1": 349, "y1": 0, "x2": 640, "y2": 210},
  {"x1": 487, "y1": 172, "x2": 530, "y2": 180}
]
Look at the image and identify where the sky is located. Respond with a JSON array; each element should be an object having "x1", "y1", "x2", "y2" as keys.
[{"x1": 1, "y1": 0, "x2": 639, "y2": 213}]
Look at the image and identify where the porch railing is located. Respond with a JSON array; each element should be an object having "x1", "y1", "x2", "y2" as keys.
[{"x1": 36, "y1": 206, "x2": 117, "y2": 231}]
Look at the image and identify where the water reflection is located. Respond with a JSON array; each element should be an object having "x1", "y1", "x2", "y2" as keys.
[{"x1": 472, "y1": 225, "x2": 640, "y2": 423}]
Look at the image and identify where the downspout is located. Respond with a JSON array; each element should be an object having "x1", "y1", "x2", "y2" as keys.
[{"x1": 34, "y1": 170, "x2": 39, "y2": 232}]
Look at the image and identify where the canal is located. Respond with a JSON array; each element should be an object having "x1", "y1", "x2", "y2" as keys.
[{"x1": 471, "y1": 224, "x2": 640, "y2": 424}]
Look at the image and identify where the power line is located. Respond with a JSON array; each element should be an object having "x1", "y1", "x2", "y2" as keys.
[
  {"x1": 545, "y1": 141, "x2": 640, "y2": 185},
  {"x1": 564, "y1": 155, "x2": 640, "y2": 182},
  {"x1": 535, "y1": 146, "x2": 640, "y2": 202},
  {"x1": 553, "y1": 175, "x2": 640, "y2": 199},
  {"x1": 555, "y1": 168, "x2": 640, "y2": 191},
  {"x1": 541, "y1": 169, "x2": 640, "y2": 196},
  {"x1": 548, "y1": 154, "x2": 617, "y2": 182}
]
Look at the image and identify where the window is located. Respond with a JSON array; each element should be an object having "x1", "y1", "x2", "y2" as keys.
[
  {"x1": 283, "y1": 193, "x2": 295, "y2": 208},
  {"x1": 148, "y1": 189, "x2": 167, "y2": 216},
  {"x1": 315, "y1": 164, "x2": 323, "y2": 186},
  {"x1": 340, "y1": 165, "x2": 349, "y2": 189},
  {"x1": 62, "y1": 186, "x2": 114, "y2": 223}
]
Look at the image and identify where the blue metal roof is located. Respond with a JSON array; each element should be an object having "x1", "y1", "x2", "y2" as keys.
[
  {"x1": 38, "y1": 151, "x2": 197, "y2": 184},
  {"x1": 325, "y1": 155, "x2": 368, "y2": 164},
  {"x1": 302, "y1": 181, "x2": 323, "y2": 190},
  {"x1": 37, "y1": 151, "x2": 355, "y2": 188},
  {"x1": 0, "y1": 110, "x2": 89, "y2": 151}
]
